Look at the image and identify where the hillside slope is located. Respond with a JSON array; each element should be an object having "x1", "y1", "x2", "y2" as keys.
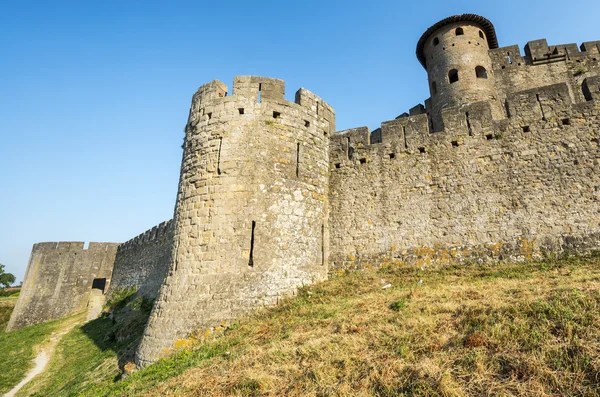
[{"x1": 20, "y1": 257, "x2": 600, "y2": 396}]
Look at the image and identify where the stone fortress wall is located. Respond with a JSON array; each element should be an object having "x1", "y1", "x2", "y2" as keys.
[
  {"x1": 7, "y1": 242, "x2": 119, "y2": 331},
  {"x1": 8, "y1": 13, "x2": 600, "y2": 368},
  {"x1": 330, "y1": 14, "x2": 600, "y2": 270},
  {"x1": 106, "y1": 220, "x2": 174, "y2": 300},
  {"x1": 135, "y1": 76, "x2": 335, "y2": 366}
]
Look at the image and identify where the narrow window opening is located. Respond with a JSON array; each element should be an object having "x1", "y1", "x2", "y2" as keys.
[
  {"x1": 91, "y1": 278, "x2": 106, "y2": 293},
  {"x1": 418, "y1": 147, "x2": 426, "y2": 153},
  {"x1": 451, "y1": 140, "x2": 459, "y2": 147},
  {"x1": 305, "y1": 120, "x2": 310, "y2": 127},
  {"x1": 449, "y1": 69, "x2": 459, "y2": 84},
  {"x1": 479, "y1": 31, "x2": 484, "y2": 39},
  {"x1": 258, "y1": 83, "x2": 262, "y2": 103},
  {"x1": 475, "y1": 66, "x2": 488, "y2": 79},
  {"x1": 507, "y1": 52, "x2": 513, "y2": 64},
  {"x1": 238, "y1": 108, "x2": 244, "y2": 115},
  {"x1": 273, "y1": 111, "x2": 281, "y2": 119},
  {"x1": 347, "y1": 137, "x2": 352, "y2": 160},
  {"x1": 217, "y1": 137, "x2": 223, "y2": 175},
  {"x1": 335, "y1": 163, "x2": 341, "y2": 169},
  {"x1": 505, "y1": 100, "x2": 511, "y2": 118},
  {"x1": 535, "y1": 94, "x2": 546, "y2": 121},
  {"x1": 486, "y1": 134, "x2": 494, "y2": 140},
  {"x1": 561, "y1": 118, "x2": 571, "y2": 126},
  {"x1": 501, "y1": 65, "x2": 506, "y2": 69},
  {"x1": 248, "y1": 221, "x2": 256, "y2": 268},
  {"x1": 431, "y1": 81, "x2": 437, "y2": 95},
  {"x1": 323, "y1": 130, "x2": 328, "y2": 137},
  {"x1": 359, "y1": 158, "x2": 367, "y2": 164},
  {"x1": 316, "y1": 101, "x2": 320, "y2": 115},
  {"x1": 389, "y1": 153, "x2": 396, "y2": 159},
  {"x1": 321, "y1": 224, "x2": 325, "y2": 266},
  {"x1": 465, "y1": 112, "x2": 473, "y2": 136},
  {"x1": 402, "y1": 126, "x2": 408, "y2": 150},
  {"x1": 296, "y1": 142, "x2": 300, "y2": 177},
  {"x1": 455, "y1": 27, "x2": 464, "y2": 36},
  {"x1": 433, "y1": 37, "x2": 439, "y2": 46},
  {"x1": 207, "y1": 112, "x2": 212, "y2": 120},
  {"x1": 522, "y1": 126, "x2": 531, "y2": 132}
]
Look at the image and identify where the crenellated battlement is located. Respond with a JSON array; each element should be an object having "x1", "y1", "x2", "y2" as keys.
[
  {"x1": 186, "y1": 76, "x2": 335, "y2": 136},
  {"x1": 116, "y1": 220, "x2": 173, "y2": 253},
  {"x1": 331, "y1": 79, "x2": 598, "y2": 166},
  {"x1": 489, "y1": 40, "x2": 600, "y2": 70},
  {"x1": 31, "y1": 241, "x2": 120, "y2": 254}
]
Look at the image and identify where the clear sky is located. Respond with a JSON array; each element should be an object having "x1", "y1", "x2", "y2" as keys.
[{"x1": 1, "y1": 0, "x2": 599, "y2": 283}]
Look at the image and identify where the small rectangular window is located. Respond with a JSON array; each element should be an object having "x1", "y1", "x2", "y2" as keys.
[
  {"x1": 207, "y1": 113, "x2": 212, "y2": 120},
  {"x1": 305, "y1": 120, "x2": 310, "y2": 127},
  {"x1": 335, "y1": 163, "x2": 341, "y2": 169},
  {"x1": 273, "y1": 111, "x2": 281, "y2": 119},
  {"x1": 91, "y1": 278, "x2": 106, "y2": 292},
  {"x1": 522, "y1": 126, "x2": 530, "y2": 132},
  {"x1": 238, "y1": 108, "x2": 244, "y2": 115},
  {"x1": 389, "y1": 153, "x2": 396, "y2": 159},
  {"x1": 451, "y1": 140, "x2": 459, "y2": 147},
  {"x1": 359, "y1": 158, "x2": 367, "y2": 164},
  {"x1": 561, "y1": 118, "x2": 570, "y2": 126},
  {"x1": 418, "y1": 147, "x2": 426, "y2": 153}
]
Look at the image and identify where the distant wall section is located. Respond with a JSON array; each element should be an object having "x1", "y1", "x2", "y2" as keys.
[
  {"x1": 107, "y1": 220, "x2": 173, "y2": 300},
  {"x1": 7, "y1": 242, "x2": 119, "y2": 331}
]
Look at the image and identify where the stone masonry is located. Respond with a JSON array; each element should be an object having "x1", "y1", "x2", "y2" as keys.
[
  {"x1": 135, "y1": 76, "x2": 335, "y2": 366},
  {"x1": 9, "y1": 13, "x2": 600, "y2": 367},
  {"x1": 7, "y1": 242, "x2": 119, "y2": 331}
]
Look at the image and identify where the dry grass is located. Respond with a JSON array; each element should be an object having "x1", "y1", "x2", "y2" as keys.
[
  {"x1": 0, "y1": 296, "x2": 16, "y2": 331},
  {"x1": 77, "y1": 257, "x2": 599, "y2": 397}
]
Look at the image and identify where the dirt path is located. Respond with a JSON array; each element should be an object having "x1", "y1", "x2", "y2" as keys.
[
  {"x1": 3, "y1": 321, "x2": 77, "y2": 397},
  {"x1": 4, "y1": 293, "x2": 105, "y2": 397}
]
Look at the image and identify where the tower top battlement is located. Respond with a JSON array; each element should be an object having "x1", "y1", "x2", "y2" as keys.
[{"x1": 416, "y1": 14, "x2": 499, "y2": 68}]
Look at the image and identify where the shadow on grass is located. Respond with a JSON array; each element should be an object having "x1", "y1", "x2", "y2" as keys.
[{"x1": 79, "y1": 291, "x2": 153, "y2": 378}]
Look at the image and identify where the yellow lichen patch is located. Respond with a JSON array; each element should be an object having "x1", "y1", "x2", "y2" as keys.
[
  {"x1": 518, "y1": 237, "x2": 536, "y2": 260},
  {"x1": 489, "y1": 242, "x2": 503, "y2": 256}
]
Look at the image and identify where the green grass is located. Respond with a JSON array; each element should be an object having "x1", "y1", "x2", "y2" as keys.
[
  {"x1": 19, "y1": 290, "x2": 153, "y2": 396},
  {"x1": 18, "y1": 257, "x2": 600, "y2": 396},
  {"x1": 0, "y1": 315, "x2": 62, "y2": 394}
]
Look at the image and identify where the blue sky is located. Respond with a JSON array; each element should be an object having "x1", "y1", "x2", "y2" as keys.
[{"x1": 1, "y1": 0, "x2": 599, "y2": 283}]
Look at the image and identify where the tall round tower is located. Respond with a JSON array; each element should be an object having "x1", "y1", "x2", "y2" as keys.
[
  {"x1": 136, "y1": 76, "x2": 335, "y2": 366},
  {"x1": 416, "y1": 14, "x2": 502, "y2": 130}
]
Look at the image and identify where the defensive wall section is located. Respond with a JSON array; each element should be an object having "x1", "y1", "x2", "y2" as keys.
[
  {"x1": 9, "y1": 14, "x2": 600, "y2": 369},
  {"x1": 106, "y1": 220, "x2": 174, "y2": 300},
  {"x1": 7, "y1": 242, "x2": 119, "y2": 331},
  {"x1": 8, "y1": 219, "x2": 175, "y2": 330},
  {"x1": 327, "y1": 15, "x2": 600, "y2": 270},
  {"x1": 330, "y1": 79, "x2": 600, "y2": 269},
  {"x1": 135, "y1": 76, "x2": 335, "y2": 366}
]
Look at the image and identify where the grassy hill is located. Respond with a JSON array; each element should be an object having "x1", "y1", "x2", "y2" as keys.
[{"x1": 10, "y1": 256, "x2": 600, "y2": 396}]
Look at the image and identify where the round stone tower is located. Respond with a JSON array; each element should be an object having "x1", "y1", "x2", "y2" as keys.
[
  {"x1": 416, "y1": 14, "x2": 502, "y2": 130},
  {"x1": 136, "y1": 76, "x2": 335, "y2": 366}
]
